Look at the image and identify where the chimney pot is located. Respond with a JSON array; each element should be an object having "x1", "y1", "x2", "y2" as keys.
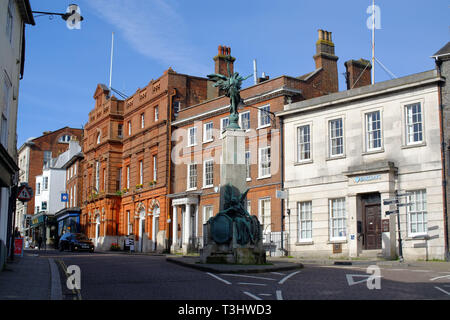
[{"x1": 318, "y1": 29, "x2": 324, "y2": 40}]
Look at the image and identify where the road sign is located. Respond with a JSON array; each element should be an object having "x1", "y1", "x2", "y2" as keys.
[
  {"x1": 383, "y1": 199, "x2": 398, "y2": 205},
  {"x1": 61, "y1": 193, "x2": 69, "y2": 202},
  {"x1": 17, "y1": 185, "x2": 33, "y2": 202},
  {"x1": 385, "y1": 209, "x2": 399, "y2": 215}
]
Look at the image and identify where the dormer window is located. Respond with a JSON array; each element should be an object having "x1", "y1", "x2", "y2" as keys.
[{"x1": 58, "y1": 135, "x2": 71, "y2": 143}]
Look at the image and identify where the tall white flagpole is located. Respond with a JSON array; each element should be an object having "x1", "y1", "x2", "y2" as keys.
[
  {"x1": 109, "y1": 32, "x2": 114, "y2": 91},
  {"x1": 372, "y1": 0, "x2": 375, "y2": 84}
]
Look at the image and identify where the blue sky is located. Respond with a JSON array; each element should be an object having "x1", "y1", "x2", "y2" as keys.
[{"x1": 17, "y1": 0, "x2": 449, "y2": 147}]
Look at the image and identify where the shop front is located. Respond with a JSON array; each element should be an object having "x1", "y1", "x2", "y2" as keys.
[
  {"x1": 55, "y1": 208, "x2": 81, "y2": 246},
  {"x1": 30, "y1": 213, "x2": 57, "y2": 248}
]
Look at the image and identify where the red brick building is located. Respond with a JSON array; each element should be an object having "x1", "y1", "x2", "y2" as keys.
[
  {"x1": 16, "y1": 127, "x2": 83, "y2": 236},
  {"x1": 168, "y1": 30, "x2": 341, "y2": 254}
]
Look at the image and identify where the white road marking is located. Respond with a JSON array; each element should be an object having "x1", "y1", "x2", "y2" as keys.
[
  {"x1": 271, "y1": 272, "x2": 285, "y2": 275},
  {"x1": 276, "y1": 290, "x2": 283, "y2": 300},
  {"x1": 410, "y1": 270, "x2": 430, "y2": 273},
  {"x1": 430, "y1": 275, "x2": 450, "y2": 281},
  {"x1": 206, "y1": 272, "x2": 231, "y2": 285},
  {"x1": 434, "y1": 286, "x2": 450, "y2": 296},
  {"x1": 238, "y1": 282, "x2": 267, "y2": 286},
  {"x1": 258, "y1": 293, "x2": 272, "y2": 296},
  {"x1": 279, "y1": 271, "x2": 301, "y2": 284},
  {"x1": 222, "y1": 274, "x2": 276, "y2": 281},
  {"x1": 243, "y1": 291, "x2": 262, "y2": 300}
]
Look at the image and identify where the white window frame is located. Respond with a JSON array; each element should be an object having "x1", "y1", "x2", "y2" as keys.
[
  {"x1": 95, "y1": 161, "x2": 100, "y2": 192},
  {"x1": 239, "y1": 111, "x2": 250, "y2": 131},
  {"x1": 188, "y1": 127, "x2": 197, "y2": 147},
  {"x1": 405, "y1": 102, "x2": 424, "y2": 145},
  {"x1": 36, "y1": 182, "x2": 41, "y2": 195},
  {"x1": 97, "y1": 132, "x2": 101, "y2": 144},
  {"x1": 328, "y1": 118, "x2": 344, "y2": 157},
  {"x1": 154, "y1": 106, "x2": 159, "y2": 121},
  {"x1": 128, "y1": 120, "x2": 132, "y2": 136},
  {"x1": 259, "y1": 198, "x2": 271, "y2": 236},
  {"x1": 297, "y1": 124, "x2": 311, "y2": 162},
  {"x1": 43, "y1": 177, "x2": 49, "y2": 190},
  {"x1": 203, "y1": 159, "x2": 214, "y2": 188},
  {"x1": 153, "y1": 155, "x2": 157, "y2": 181},
  {"x1": 297, "y1": 201, "x2": 313, "y2": 242},
  {"x1": 203, "y1": 205, "x2": 213, "y2": 224},
  {"x1": 220, "y1": 117, "x2": 229, "y2": 138},
  {"x1": 139, "y1": 160, "x2": 143, "y2": 185},
  {"x1": 247, "y1": 200, "x2": 251, "y2": 215},
  {"x1": 245, "y1": 151, "x2": 251, "y2": 181},
  {"x1": 258, "y1": 105, "x2": 271, "y2": 129},
  {"x1": 407, "y1": 190, "x2": 427, "y2": 237},
  {"x1": 126, "y1": 165, "x2": 130, "y2": 189},
  {"x1": 141, "y1": 113, "x2": 145, "y2": 129},
  {"x1": 258, "y1": 146, "x2": 271, "y2": 179},
  {"x1": 365, "y1": 110, "x2": 382, "y2": 151},
  {"x1": 329, "y1": 198, "x2": 347, "y2": 241},
  {"x1": 203, "y1": 122, "x2": 213, "y2": 143},
  {"x1": 187, "y1": 163, "x2": 197, "y2": 190}
]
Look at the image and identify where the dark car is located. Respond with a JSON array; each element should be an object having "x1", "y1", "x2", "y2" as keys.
[{"x1": 59, "y1": 233, "x2": 95, "y2": 253}]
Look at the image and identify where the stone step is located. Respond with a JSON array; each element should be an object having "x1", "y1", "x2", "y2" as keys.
[{"x1": 360, "y1": 249, "x2": 383, "y2": 258}]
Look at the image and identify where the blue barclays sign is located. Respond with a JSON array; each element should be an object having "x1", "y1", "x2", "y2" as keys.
[{"x1": 354, "y1": 174, "x2": 381, "y2": 183}]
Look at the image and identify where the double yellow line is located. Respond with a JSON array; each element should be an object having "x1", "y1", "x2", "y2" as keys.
[{"x1": 57, "y1": 260, "x2": 82, "y2": 300}]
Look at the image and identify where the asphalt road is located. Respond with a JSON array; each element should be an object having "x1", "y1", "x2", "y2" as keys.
[{"x1": 46, "y1": 251, "x2": 450, "y2": 301}]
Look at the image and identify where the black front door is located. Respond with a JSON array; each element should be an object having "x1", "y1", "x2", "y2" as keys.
[{"x1": 364, "y1": 203, "x2": 382, "y2": 250}]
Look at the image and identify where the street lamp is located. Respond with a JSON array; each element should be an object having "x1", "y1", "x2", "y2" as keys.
[{"x1": 32, "y1": 4, "x2": 84, "y2": 27}]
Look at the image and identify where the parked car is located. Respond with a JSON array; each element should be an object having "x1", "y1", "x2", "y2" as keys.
[{"x1": 59, "y1": 233, "x2": 95, "y2": 253}]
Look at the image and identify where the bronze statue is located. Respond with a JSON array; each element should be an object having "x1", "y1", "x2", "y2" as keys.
[{"x1": 207, "y1": 59, "x2": 251, "y2": 129}]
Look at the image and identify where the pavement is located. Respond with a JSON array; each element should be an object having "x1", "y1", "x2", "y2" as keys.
[{"x1": 0, "y1": 249, "x2": 60, "y2": 300}]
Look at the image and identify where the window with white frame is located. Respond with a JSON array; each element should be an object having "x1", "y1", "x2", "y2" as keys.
[
  {"x1": 1, "y1": 73, "x2": 12, "y2": 148},
  {"x1": 43, "y1": 151, "x2": 52, "y2": 168},
  {"x1": 128, "y1": 120, "x2": 132, "y2": 136},
  {"x1": 43, "y1": 177, "x2": 49, "y2": 190},
  {"x1": 247, "y1": 200, "x2": 251, "y2": 215},
  {"x1": 203, "y1": 122, "x2": 213, "y2": 142},
  {"x1": 298, "y1": 201, "x2": 312, "y2": 241},
  {"x1": 239, "y1": 111, "x2": 250, "y2": 130},
  {"x1": 297, "y1": 125, "x2": 311, "y2": 161},
  {"x1": 329, "y1": 198, "x2": 346, "y2": 240},
  {"x1": 407, "y1": 190, "x2": 427, "y2": 235},
  {"x1": 103, "y1": 168, "x2": 106, "y2": 191},
  {"x1": 221, "y1": 117, "x2": 229, "y2": 133},
  {"x1": 188, "y1": 127, "x2": 197, "y2": 146},
  {"x1": 139, "y1": 160, "x2": 143, "y2": 185},
  {"x1": 366, "y1": 110, "x2": 382, "y2": 151},
  {"x1": 154, "y1": 106, "x2": 159, "y2": 121},
  {"x1": 127, "y1": 210, "x2": 132, "y2": 235},
  {"x1": 126, "y1": 165, "x2": 130, "y2": 189},
  {"x1": 36, "y1": 182, "x2": 41, "y2": 195},
  {"x1": 141, "y1": 113, "x2": 145, "y2": 128},
  {"x1": 329, "y1": 118, "x2": 344, "y2": 157},
  {"x1": 258, "y1": 147, "x2": 271, "y2": 178},
  {"x1": 405, "y1": 102, "x2": 423, "y2": 145},
  {"x1": 73, "y1": 185, "x2": 76, "y2": 207},
  {"x1": 153, "y1": 155, "x2": 157, "y2": 181},
  {"x1": 118, "y1": 124, "x2": 123, "y2": 138},
  {"x1": 259, "y1": 198, "x2": 271, "y2": 234},
  {"x1": 187, "y1": 163, "x2": 197, "y2": 190},
  {"x1": 42, "y1": 201, "x2": 47, "y2": 211},
  {"x1": 6, "y1": 0, "x2": 14, "y2": 44},
  {"x1": 95, "y1": 161, "x2": 100, "y2": 192},
  {"x1": 58, "y1": 135, "x2": 71, "y2": 143},
  {"x1": 97, "y1": 132, "x2": 101, "y2": 144},
  {"x1": 245, "y1": 151, "x2": 251, "y2": 180},
  {"x1": 203, "y1": 159, "x2": 214, "y2": 188},
  {"x1": 203, "y1": 205, "x2": 213, "y2": 223},
  {"x1": 258, "y1": 105, "x2": 271, "y2": 128}
]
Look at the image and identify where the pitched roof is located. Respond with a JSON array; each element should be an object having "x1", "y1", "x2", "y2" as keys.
[{"x1": 432, "y1": 42, "x2": 450, "y2": 58}]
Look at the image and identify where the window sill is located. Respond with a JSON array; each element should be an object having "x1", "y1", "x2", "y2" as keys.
[
  {"x1": 246, "y1": 178, "x2": 252, "y2": 182},
  {"x1": 202, "y1": 185, "x2": 214, "y2": 190},
  {"x1": 326, "y1": 155, "x2": 346, "y2": 161},
  {"x1": 401, "y1": 142, "x2": 426, "y2": 149},
  {"x1": 203, "y1": 139, "x2": 213, "y2": 144},
  {"x1": 294, "y1": 159, "x2": 313, "y2": 166},
  {"x1": 405, "y1": 234, "x2": 429, "y2": 241},
  {"x1": 295, "y1": 240, "x2": 314, "y2": 246},
  {"x1": 257, "y1": 175, "x2": 271, "y2": 180},
  {"x1": 327, "y1": 239, "x2": 347, "y2": 244},
  {"x1": 187, "y1": 144, "x2": 198, "y2": 148},
  {"x1": 362, "y1": 148, "x2": 384, "y2": 156},
  {"x1": 186, "y1": 188, "x2": 197, "y2": 192},
  {"x1": 257, "y1": 124, "x2": 271, "y2": 130}
]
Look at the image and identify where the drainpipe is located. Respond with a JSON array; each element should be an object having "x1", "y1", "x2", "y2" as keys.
[
  {"x1": 167, "y1": 88, "x2": 177, "y2": 252},
  {"x1": 280, "y1": 115, "x2": 286, "y2": 256},
  {"x1": 435, "y1": 58, "x2": 450, "y2": 260}
]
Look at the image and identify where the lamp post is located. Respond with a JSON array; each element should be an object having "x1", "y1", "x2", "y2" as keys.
[{"x1": 32, "y1": 4, "x2": 84, "y2": 25}]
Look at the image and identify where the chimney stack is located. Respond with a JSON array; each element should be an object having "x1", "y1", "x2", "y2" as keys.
[
  {"x1": 344, "y1": 59, "x2": 372, "y2": 90},
  {"x1": 213, "y1": 45, "x2": 236, "y2": 96},
  {"x1": 313, "y1": 29, "x2": 339, "y2": 93}
]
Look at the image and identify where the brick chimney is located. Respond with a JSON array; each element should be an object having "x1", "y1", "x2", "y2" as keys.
[
  {"x1": 213, "y1": 45, "x2": 235, "y2": 96},
  {"x1": 313, "y1": 29, "x2": 339, "y2": 94},
  {"x1": 344, "y1": 59, "x2": 372, "y2": 90}
]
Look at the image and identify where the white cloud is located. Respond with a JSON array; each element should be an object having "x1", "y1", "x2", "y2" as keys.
[{"x1": 87, "y1": 0, "x2": 209, "y2": 76}]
